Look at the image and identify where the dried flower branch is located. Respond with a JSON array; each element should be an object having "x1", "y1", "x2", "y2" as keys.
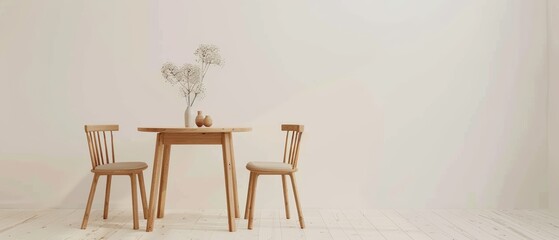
[{"x1": 161, "y1": 44, "x2": 222, "y2": 107}]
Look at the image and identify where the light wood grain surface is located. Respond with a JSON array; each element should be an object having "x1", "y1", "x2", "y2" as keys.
[
  {"x1": 1, "y1": 209, "x2": 559, "y2": 240},
  {"x1": 138, "y1": 127, "x2": 251, "y2": 133}
]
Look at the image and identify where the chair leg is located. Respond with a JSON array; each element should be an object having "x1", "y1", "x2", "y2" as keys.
[
  {"x1": 138, "y1": 172, "x2": 148, "y2": 220},
  {"x1": 248, "y1": 174, "x2": 259, "y2": 230},
  {"x1": 289, "y1": 173, "x2": 305, "y2": 229},
  {"x1": 281, "y1": 175, "x2": 290, "y2": 219},
  {"x1": 130, "y1": 174, "x2": 139, "y2": 230},
  {"x1": 103, "y1": 175, "x2": 112, "y2": 219},
  {"x1": 244, "y1": 172, "x2": 254, "y2": 220},
  {"x1": 81, "y1": 174, "x2": 100, "y2": 229}
]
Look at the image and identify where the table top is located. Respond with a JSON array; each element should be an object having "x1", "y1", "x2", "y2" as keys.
[{"x1": 137, "y1": 127, "x2": 252, "y2": 133}]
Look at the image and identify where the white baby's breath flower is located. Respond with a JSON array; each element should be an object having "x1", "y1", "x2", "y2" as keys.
[
  {"x1": 181, "y1": 63, "x2": 201, "y2": 84},
  {"x1": 194, "y1": 83, "x2": 205, "y2": 94},
  {"x1": 194, "y1": 44, "x2": 223, "y2": 66},
  {"x1": 160, "y1": 44, "x2": 222, "y2": 107},
  {"x1": 195, "y1": 85, "x2": 206, "y2": 100},
  {"x1": 161, "y1": 62, "x2": 180, "y2": 84}
]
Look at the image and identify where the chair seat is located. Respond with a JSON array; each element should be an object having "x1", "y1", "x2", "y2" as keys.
[
  {"x1": 92, "y1": 162, "x2": 148, "y2": 174},
  {"x1": 246, "y1": 161, "x2": 296, "y2": 173}
]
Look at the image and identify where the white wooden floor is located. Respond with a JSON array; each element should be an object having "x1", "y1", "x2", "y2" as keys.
[{"x1": 1, "y1": 209, "x2": 559, "y2": 240}]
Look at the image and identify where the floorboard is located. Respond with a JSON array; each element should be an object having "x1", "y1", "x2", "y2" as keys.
[{"x1": 0, "y1": 209, "x2": 555, "y2": 240}]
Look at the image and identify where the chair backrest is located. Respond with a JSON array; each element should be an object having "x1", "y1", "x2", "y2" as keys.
[
  {"x1": 281, "y1": 124, "x2": 304, "y2": 169},
  {"x1": 84, "y1": 125, "x2": 119, "y2": 169}
]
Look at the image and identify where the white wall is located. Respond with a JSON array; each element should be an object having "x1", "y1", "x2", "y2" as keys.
[
  {"x1": 549, "y1": 0, "x2": 559, "y2": 211},
  {"x1": 0, "y1": 0, "x2": 549, "y2": 209}
]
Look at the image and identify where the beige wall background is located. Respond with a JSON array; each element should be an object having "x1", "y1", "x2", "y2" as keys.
[
  {"x1": 549, "y1": 0, "x2": 559, "y2": 211},
  {"x1": 0, "y1": 0, "x2": 550, "y2": 209}
]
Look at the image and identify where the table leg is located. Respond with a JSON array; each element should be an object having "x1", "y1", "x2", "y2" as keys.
[
  {"x1": 227, "y1": 133, "x2": 240, "y2": 218},
  {"x1": 221, "y1": 133, "x2": 236, "y2": 232},
  {"x1": 146, "y1": 133, "x2": 164, "y2": 232},
  {"x1": 157, "y1": 144, "x2": 171, "y2": 218}
]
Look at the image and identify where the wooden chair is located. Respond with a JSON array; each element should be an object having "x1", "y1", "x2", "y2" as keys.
[
  {"x1": 244, "y1": 124, "x2": 305, "y2": 229},
  {"x1": 81, "y1": 125, "x2": 148, "y2": 230}
]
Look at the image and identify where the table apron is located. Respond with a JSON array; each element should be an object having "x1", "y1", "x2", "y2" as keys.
[{"x1": 161, "y1": 133, "x2": 224, "y2": 145}]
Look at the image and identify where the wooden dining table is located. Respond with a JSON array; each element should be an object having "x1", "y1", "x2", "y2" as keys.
[{"x1": 138, "y1": 127, "x2": 251, "y2": 232}]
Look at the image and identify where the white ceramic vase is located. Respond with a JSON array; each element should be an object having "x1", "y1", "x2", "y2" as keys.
[{"x1": 184, "y1": 106, "x2": 194, "y2": 127}]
